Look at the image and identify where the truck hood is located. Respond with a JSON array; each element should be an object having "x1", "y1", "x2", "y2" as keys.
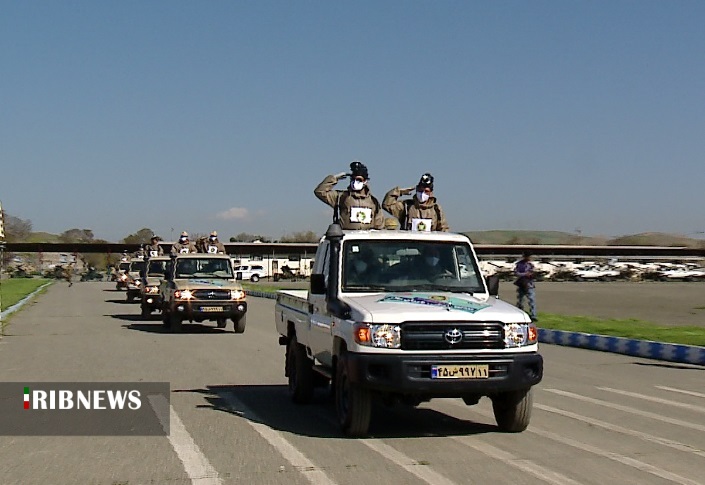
[
  {"x1": 172, "y1": 278, "x2": 243, "y2": 290},
  {"x1": 342, "y1": 292, "x2": 529, "y2": 324}
]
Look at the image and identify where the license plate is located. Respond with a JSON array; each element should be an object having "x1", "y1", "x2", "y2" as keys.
[
  {"x1": 431, "y1": 364, "x2": 489, "y2": 379},
  {"x1": 200, "y1": 306, "x2": 224, "y2": 312}
]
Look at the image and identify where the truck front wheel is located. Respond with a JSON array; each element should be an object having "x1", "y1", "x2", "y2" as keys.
[
  {"x1": 287, "y1": 335, "x2": 314, "y2": 404},
  {"x1": 492, "y1": 388, "x2": 533, "y2": 432},
  {"x1": 335, "y1": 351, "x2": 372, "y2": 436}
]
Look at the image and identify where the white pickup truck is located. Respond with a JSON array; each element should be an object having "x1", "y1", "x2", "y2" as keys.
[{"x1": 275, "y1": 224, "x2": 543, "y2": 436}]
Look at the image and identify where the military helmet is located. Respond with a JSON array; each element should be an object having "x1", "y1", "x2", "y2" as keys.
[
  {"x1": 350, "y1": 161, "x2": 369, "y2": 180},
  {"x1": 417, "y1": 173, "x2": 434, "y2": 190}
]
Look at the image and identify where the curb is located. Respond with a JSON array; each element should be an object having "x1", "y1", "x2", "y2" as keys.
[
  {"x1": 243, "y1": 291, "x2": 705, "y2": 367},
  {"x1": 1, "y1": 282, "x2": 53, "y2": 324},
  {"x1": 539, "y1": 328, "x2": 705, "y2": 366}
]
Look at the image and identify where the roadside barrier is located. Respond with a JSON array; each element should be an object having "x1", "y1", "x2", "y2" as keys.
[{"x1": 540, "y1": 329, "x2": 705, "y2": 366}]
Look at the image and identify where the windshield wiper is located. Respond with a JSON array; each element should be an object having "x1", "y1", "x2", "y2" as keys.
[{"x1": 344, "y1": 285, "x2": 387, "y2": 291}]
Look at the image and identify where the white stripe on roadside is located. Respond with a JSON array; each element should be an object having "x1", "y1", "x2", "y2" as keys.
[
  {"x1": 598, "y1": 387, "x2": 705, "y2": 414},
  {"x1": 544, "y1": 388, "x2": 705, "y2": 432},
  {"x1": 451, "y1": 436, "x2": 584, "y2": 485},
  {"x1": 148, "y1": 395, "x2": 222, "y2": 485},
  {"x1": 656, "y1": 386, "x2": 705, "y2": 399},
  {"x1": 535, "y1": 403, "x2": 705, "y2": 459},
  {"x1": 220, "y1": 392, "x2": 337, "y2": 485},
  {"x1": 359, "y1": 439, "x2": 458, "y2": 485}
]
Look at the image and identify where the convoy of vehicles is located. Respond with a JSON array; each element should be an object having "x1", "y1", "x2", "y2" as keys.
[
  {"x1": 275, "y1": 224, "x2": 543, "y2": 436},
  {"x1": 160, "y1": 253, "x2": 247, "y2": 333}
]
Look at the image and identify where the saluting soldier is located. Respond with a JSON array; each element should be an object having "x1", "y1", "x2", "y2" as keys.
[
  {"x1": 314, "y1": 161, "x2": 384, "y2": 230},
  {"x1": 383, "y1": 173, "x2": 449, "y2": 232},
  {"x1": 170, "y1": 231, "x2": 198, "y2": 256}
]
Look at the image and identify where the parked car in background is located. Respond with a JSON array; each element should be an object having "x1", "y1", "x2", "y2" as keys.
[{"x1": 232, "y1": 264, "x2": 268, "y2": 282}]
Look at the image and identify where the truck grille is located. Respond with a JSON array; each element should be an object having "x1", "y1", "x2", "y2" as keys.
[
  {"x1": 191, "y1": 289, "x2": 231, "y2": 300},
  {"x1": 401, "y1": 322, "x2": 504, "y2": 350}
]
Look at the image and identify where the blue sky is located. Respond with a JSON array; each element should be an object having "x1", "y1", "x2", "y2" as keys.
[{"x1": 2, "y1": 1, "x2": 704, "y2": 242}]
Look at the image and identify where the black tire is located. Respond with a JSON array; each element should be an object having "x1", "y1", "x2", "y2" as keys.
[
  {"x1": 233, "y1": 314, "x2": 246, "y2": 334},
  {"x1": 287, "y1": 335, "x2": 314, "y2": 404},
  {"x1": 141, "y1": 305, "x2": 150, "y2": 319},
  {"x1": 492, "y1": 388, "x2": 533, "y2": 432},
  {"x1": 335, "y1": 350, "x2": 372, "y2": 436},
  {"x1": 162, "y1": 308, "x2": 170, "y2": 327},
  {"x1": 169, "y1": 313, "x2": 182, "y2": 333},
  {"x1": 216, "y1": 318, "x2": 227, "y2": 329},
  {"x1": 250, "y1": 274, "x2": 259, "y2": 283}
]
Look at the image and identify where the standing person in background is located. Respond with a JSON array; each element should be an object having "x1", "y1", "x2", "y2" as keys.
[
  {"x1": 383, "y1": 173, "x2": 449, "y2": 232},
  {"x1": 314, "y1": 161, "x2": 384, "y2": 230},
  {"x1": 514, "y1": 251, "x2": 537, "y2": 322}
]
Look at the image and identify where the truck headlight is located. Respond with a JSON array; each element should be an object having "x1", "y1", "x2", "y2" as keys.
[
  {"x1": 230, "y1": 289, "x2": 245, "y2": 300},
  {"x1": 174, "y1": 290, "x2": 193, "y2": 300},
  {"x1": 504, "y1": 323, "x2": 538, "y2": 348},
  {"x1": 354, "y1": 323, "x2": 401, "y2": 349}
]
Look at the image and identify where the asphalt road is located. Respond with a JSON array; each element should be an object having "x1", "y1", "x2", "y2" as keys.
[{"x1": 0, "y1": 281, "x2": 704, "y2": 485}]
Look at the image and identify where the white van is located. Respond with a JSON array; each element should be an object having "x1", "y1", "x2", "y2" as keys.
[{"x1": 232, "y1": 264, "x2": 268, "y2": 282}]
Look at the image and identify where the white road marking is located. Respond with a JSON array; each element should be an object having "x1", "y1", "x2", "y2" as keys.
[
  {"x1": 656, "y1": 386, "x2": 705, "y2": 399},
  {"x1": 535, "y1": 403, "x2": 705, "y2": 459},
  {"x1": 451, "y1": 436, "x2": 584, "y2": 485},
  {"x1": 148, "y1": 395, "x2": 222, "y2": 485},
  {"x1": 220, "y1": 393, "x2": 337, "y2": 485},
  {"x1": 447, "y1": 399, "x2": 701, "y2": 485},
  {"x1": 530, "y1": 427, "x2": 701, "y2": 485},
  {"x1": 359, "y1": 439, "x2": 458, "y2": 485},
  {"x1": 598, "y1": 387, "x2": 705, "y2": 414},
  {"x1": 544, "y1": 388, "x2": 705, "y2": 432}
]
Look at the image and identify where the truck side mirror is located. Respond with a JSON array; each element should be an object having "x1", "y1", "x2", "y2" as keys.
[
  {"x1": 486, "y1": 274, "x2": 500, "y2": 296},
  {"x1": 310, "y1": 273, "x2": 326, "y2": 295}
]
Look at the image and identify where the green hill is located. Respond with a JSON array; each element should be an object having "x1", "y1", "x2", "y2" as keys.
[
  {"x1": 462, "y1": 230, "x2": 606, "y2": 245},
  {"x1": 462, "y1": 230, "x2": 704, "y2": 247}
]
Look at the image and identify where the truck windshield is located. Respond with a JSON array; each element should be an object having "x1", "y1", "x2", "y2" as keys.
[
  {"x1": 342, "y1": 240, "x2": 485, "y2": 293},
  {"x1": 175, "y1": 258, "x2": 234, "y2": 279},
  {"x1": 129, "y1": 261, "x2": 146, "y2": 273},
  {"x1": 148, "y1": 260, "x2": 168, "y2": 276}
]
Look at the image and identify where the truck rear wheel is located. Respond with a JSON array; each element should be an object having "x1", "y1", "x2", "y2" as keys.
[
  {"x1": 250, "y1": 274, "x2": 259, "y2": 283},
  {"x1": 216, "y1": 318, "x2": 227, "y2": 328},
  {"x1": 141, "y1": 305, "x2": 150, "y2": 319},
  {"x1": 492, "y1": 388, "x2": 533, "y2": 432},
  {"x1": 287, "y1": 335, "x2": 314, "y2": 403},
  {"x1": 335, "y1": 351, "x2": 371, "y2": 436}
]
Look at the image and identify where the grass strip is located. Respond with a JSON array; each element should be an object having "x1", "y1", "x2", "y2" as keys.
[
  {"x1": 241, "y1": 283, "x2": 286, "y2": 294},
  {"x1": 1, "y1": 279, "x2": 51, "y2": 312},
  {"x1": 539, "y1": 313, "x2": 705, "y2": 347}
]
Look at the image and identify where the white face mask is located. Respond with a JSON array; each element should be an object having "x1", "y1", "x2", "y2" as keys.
[
  {"x1": 353, "y1": 260, "x2": 368, "y2": 273},
  {"x1": 417, "y1": 191, "x2": 430, "y2": 203},
  {"x1": 351, "y1": 180, "x2": 365, "y2": 191},
  {"x1": 425, "y1": 256, "x2": 440, "y2": 266}
]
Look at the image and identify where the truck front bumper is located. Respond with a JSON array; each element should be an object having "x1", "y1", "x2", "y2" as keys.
[
  {"x1": 172, "y1": 300, "x2": 247, "y2": 321},
  {"x1": 346, "y1": 352, "x2": 543, "y2": 396}
]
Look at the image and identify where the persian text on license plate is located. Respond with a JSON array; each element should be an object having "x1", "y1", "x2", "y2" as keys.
[
  {"x1": 431, "y1": 364, "x2": 489, "y2": 379},
  {"x1": 200, "y1": 306, "x2": 224, "y2": 312}
]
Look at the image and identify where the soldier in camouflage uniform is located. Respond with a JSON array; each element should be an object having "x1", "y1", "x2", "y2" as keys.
[
  {"x1": 383, "y1": 173, "x2": 449, "y2": 232},
  {"x1": 170, "y1": 231, "x2": 198, "y2": 256},
  {"x1": 203, "y1": 231, "x2": 226, "y2": 254},
  {"x1": 314, "y1": 161, "x2": 384, "y2": 230},
  {"x1": 145, "y1": 235, "x2": 164, "y2": 258}
]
